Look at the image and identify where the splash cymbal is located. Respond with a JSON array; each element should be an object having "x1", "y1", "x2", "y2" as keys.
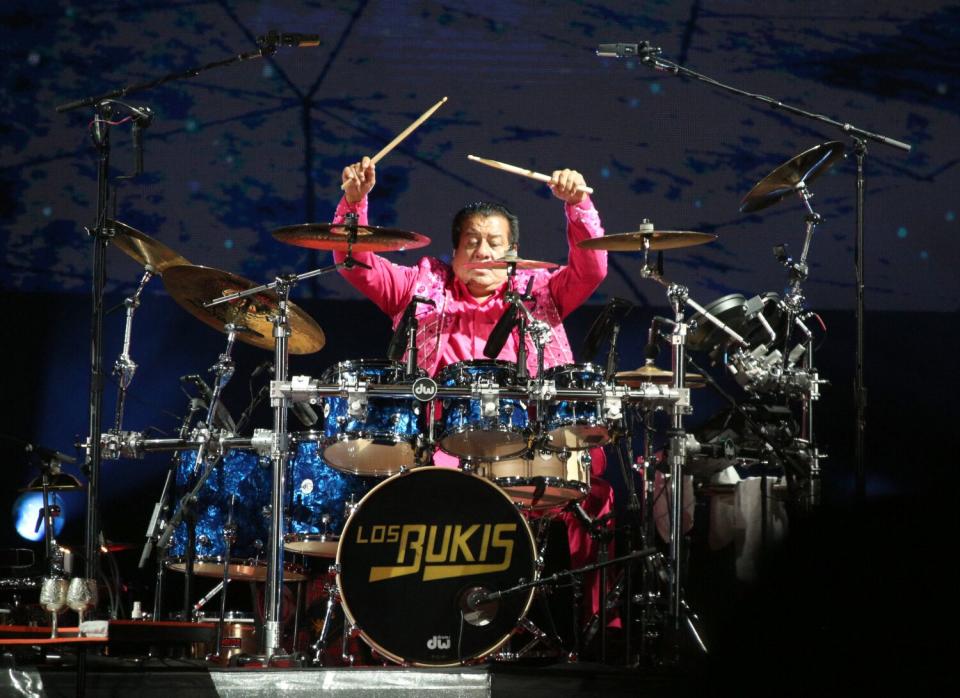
[
  {"x1": 740, "y1": 141, "x2": 845, "y2": 213},
  {"x1": 463, "y1": 254, "x2": 559, "y2": 271},
  {"x1": 615, "y1": 363, "x2": 705, "y2": 388},
  {"x1": 162, "y1": 264, "x2": 325, "y2": 354},
  {"x1": 272, "y1": 223, "x2": 431, "y2": 253},
  {"x1": 109, "y1": 220, "x2": 191, "y2": 274}
]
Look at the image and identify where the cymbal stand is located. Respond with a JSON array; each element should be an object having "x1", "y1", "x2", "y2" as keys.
[
  {"x1": 112, "y1": 265, "x2": 155, "y2": 432},
  {"x1": 205, "y1": 244, "x2": 368, "y2": 660},
  {"x1": 155, "y1": 324, "x2": 241, "y2": 617},
  {"x1": 632, "y1": 235, "x2": 745, "y2": 658},
  {"x1": 214, "y1": 495, "x2": 238, "y2": 658},
  {"x1": 141, "y1": 395, "x2": 205, "y2": 620}
]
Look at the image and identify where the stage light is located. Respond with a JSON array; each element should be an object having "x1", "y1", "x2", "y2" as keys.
[{"x1": 12, "y1": 492, "x2": 66, "y2": 542}]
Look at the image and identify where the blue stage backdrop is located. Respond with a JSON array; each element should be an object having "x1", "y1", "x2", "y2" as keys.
[{"x1": 1, "y1": 2, "x2": 957, "y2": 548}]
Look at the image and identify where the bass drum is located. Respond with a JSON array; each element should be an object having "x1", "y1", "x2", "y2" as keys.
[{"x1": 337, "y1": 467, "x2": 536, "y2": 666}]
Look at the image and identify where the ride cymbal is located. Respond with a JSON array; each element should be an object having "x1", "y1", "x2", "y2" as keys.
[
  {"x1": 463, "y1": 254, "x2": 560, "y2": 271},
  {"x1": 578, "y1": 230, "x2": 716, "y2": 252},
  {"x1": 162, "y1": 264, "x2": 325, "y2": 354},
  {"x1": 272, "y1": 223, "x2": 431, "y2": 253},
  {"x1": 739, "y1": 141, "x2": 845, "y2": 213},
  {"x1": 109, "y1": 220, "x2": 191, "y2": 274}
]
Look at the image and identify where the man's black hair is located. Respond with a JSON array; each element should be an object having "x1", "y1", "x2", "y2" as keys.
[{"x1": 451, "y1": 202, "x2": 519, "y2": 250}]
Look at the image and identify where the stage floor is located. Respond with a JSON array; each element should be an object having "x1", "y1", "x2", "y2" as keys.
[{"x1": 4, "y1": 657, "x2": 689, "y2": 697}]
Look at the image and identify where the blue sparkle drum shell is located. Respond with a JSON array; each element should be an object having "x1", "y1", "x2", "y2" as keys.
[
  {"x1": 321, "y1": 360, "x2": 423, "y2": 476},
  {"x1": 284, "y1": 431, "x2": 373, "y2": 558},
  {"x1": 436, "y1": 360, "x2": 529, "y2": 461},
  {"x1": 541, "y1": 363, "x2": 611, "y2": 450},
  {"x1": 167, "y1": 448, "x2": 304, "y2": 581}
]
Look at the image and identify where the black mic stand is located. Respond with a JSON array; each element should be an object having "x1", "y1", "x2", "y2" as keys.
[{"x1": 606, "y1": 41, "x2": 911, "y2": 499}]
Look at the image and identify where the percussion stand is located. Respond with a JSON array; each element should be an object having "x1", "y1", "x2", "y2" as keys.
[{"x1": 204, "y1": 236, "x2": 369, "y2": 660}]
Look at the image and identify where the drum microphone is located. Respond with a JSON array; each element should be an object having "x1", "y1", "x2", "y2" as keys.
[
  {"x1": 250, "y1": 360, "x2": 274, "y2": 380},
  {"x1": 581, "y1": 297, "x2": 633, "y2": 360},
  {"x1": 387, "y1": 296, "x2": 435, "y2": 362},
  {"x1": 179, "y1": 374, "x2": 237, "y2": 432},
  {"x1": 483, "y1": 304, "x2": 519, "y2": 360}
]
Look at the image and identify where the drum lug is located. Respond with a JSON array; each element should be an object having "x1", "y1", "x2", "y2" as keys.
[{"x1": 477, "y1": 383, "x2": 499, "y2": 418}]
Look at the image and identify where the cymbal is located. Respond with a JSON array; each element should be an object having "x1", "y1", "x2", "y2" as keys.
[
  {"x1": 615, "y1": 363, "x2": 705, "y2": 388},
  {"x1": 109, "y1": 220, "x2": 191, "y2": 274},
  {"x1": 20, "y1": 472, "x2": 84, "y2": 492},
  {"x1": 272, "y1": 223, "x2": 431, "y2": 253},
  {"x1": 740, "y1": 141, "x2": 845, "y2": 213},
  {"x1": 578, "y1": 230, "x2": 716, "y2": 252},
  {"x1": 162, "y1": 265, "x2": 325, "y2": 354},
  {"x1": 463, "y1": 254, "x2": 559, "y2": 271}
]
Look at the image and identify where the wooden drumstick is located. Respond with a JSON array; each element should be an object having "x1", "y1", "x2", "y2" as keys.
[
  {"x1": 341, "y1": 97, "x2": 448, "y2": 190},
  {"x1": 467, "y1": 154, "x2": 595, "y2": 195}
]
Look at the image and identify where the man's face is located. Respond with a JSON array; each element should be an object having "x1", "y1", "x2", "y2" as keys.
[{"x1": 451, "y1": 214, "x2": 515, "y2": 298}]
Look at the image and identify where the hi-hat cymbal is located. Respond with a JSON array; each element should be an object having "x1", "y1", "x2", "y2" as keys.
[
  {"x1": 109, "y1": 220, "x2": 191, "y2": 274},
  {"x1": 578, "y1": 230, "x2": 716, "y2": 252},
  {"x1": 162, "y1": 265, "x2": 325, "y2": 354},
  {"x1": 272, "y1": 223, "x2": 431, "y2": 253},
  {"x1": 615, "y1": 363, "x2": 705, "y2": 388},
  {"x1": 20, "y1": 472, "x2": 85, "y2": 492},
  {"x1": 463, "y1": 254, "x2": 559, "y2": 271},
  {"x1": 740, "y1": 141, "x2": 845, "y2": 214}
]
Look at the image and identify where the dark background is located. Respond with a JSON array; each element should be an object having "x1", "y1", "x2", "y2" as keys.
[{"x1": 1, "y1": 0, "x2": 958, "y2": 681}]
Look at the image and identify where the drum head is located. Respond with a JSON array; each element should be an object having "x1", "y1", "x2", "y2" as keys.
[{"x1": 337, "y1": 467, "x2": 536, "y2": 666}]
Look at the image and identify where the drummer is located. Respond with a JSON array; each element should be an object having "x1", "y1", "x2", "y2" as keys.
[
  {"x1": 331, "y1": 156, "x2": 614, "y2": 630},
  {"x1": 333, "y1": 156, "x2": 606, "y2": 376}
]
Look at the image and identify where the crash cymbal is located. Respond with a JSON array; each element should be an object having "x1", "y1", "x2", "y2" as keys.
[
  {"x1": 615, "y1": 363, "x2": 705, "y2": 388},
  {"x1": 740, "y1": 141, "x2": 845, "y2": 213},
  {"x1": 109, "y1": 220, "x2": 191, "y2": 274},
  {"x1": 463, "y1": 254, "x2": 560, "y2": 271},
  {"x1": 578, "y1": 230, "x2": 716, "y2": 252},
  {"x1": 162, "y1": 265, "x2": 325, "y2": 354},
  {"x1": 272, "y1": 223, "x2": 431, "y2": 253},
  {"x1": 20, "y1": 472, "x2": 84, "y2": 492}
]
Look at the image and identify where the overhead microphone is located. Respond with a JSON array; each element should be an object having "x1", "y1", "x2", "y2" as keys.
[
  {"x1": 596, "y1": 42, "x2": 662, "y2": 61},
  {"x1": 257, "y1": 30, "x2": 321, "y2": 49}
]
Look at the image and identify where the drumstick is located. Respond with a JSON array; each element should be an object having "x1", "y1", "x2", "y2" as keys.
[
  {"x1": 341, "y1": 97, "x2": 448, "y2": 190},
  {"x1": 467, "y1": 154, "x2": 595, "y2": 195}
]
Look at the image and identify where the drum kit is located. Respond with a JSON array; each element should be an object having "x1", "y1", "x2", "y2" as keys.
[{"x1": 71, "y1": 139, "x2": 838, "y2": 667}]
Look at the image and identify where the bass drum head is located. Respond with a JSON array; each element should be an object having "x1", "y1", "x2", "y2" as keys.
[{"x1": 337, "y1": 467, "x2": 536, "y2": 666}]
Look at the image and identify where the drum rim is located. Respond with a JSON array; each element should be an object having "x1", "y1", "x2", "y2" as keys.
[
  {"x1": 165, "y1": 556, "x2": 306, "y2": 581},
  {"x1": 323, "y1": 359, "x2": 424, "y2": 383},
  {"x1": 335, "y1": 466, "x2": 538, "y2": 667},
  {"x1": 543, "y1": 361, "x2": 607, "y2": 378},
  {"x1": 436, "y1": 358, "x2": 520, "y2": 381},
  {"x1": 322, "y1": 433, "x2": 417, "y2": 475},
  {"x1": 438, "y1": 424, "x2": 530, "y2": 461}
]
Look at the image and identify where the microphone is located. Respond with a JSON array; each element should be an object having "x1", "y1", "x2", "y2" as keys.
[
  {"x1": 483, "y1": 304, "x2": 518, "y2": 360},
  {"x1": 290, "y1": 402, "x2": 319, "y2": 428},
  {"x1": 596, "y1": 41, "x2": 661, "y2": 59},
  {"x1": 129, "y1": 106, "x2": 152, "y2": 176},
  {"x1": 251, "y1": 360, "x2": 274, "y2": 381},
  {"x1": 581, "y1": 297, "x2": 633, "y2": 360},
  {"x1": 257, "y1": 31, "x2": 321, "y2": 49},
  {"x1": 179, "y1": 375, "x2": 236, "y2": 432},
  {"x1": 387, "y1": 296, "x2": 435, "y2": 362},
  {"x1": 25, "y1": 442, "x2": 77, "y2": 465}
]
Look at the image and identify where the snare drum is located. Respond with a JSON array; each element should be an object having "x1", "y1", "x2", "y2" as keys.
[
  {"x1": 337, "y1": 467, "x2": 536, "y2": 666},
  {"x1": 285, "y1": 431, "x2": 371, "y2": 558},
  {"x1": 322, "y1": 360, "x2": 423, "y2": 476},
  {"x1": 475, "y1": 449, "x2": 591, "y2": 511},
  {"x1": 167, "y1": 449, "x2": 305, "y2": 581},
  {"x1": 541, "y1": 363, "x2": 611, "y2": 450},
  {"x1": 436, "y1": 360, "x2": 529, "y2": 461}
]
